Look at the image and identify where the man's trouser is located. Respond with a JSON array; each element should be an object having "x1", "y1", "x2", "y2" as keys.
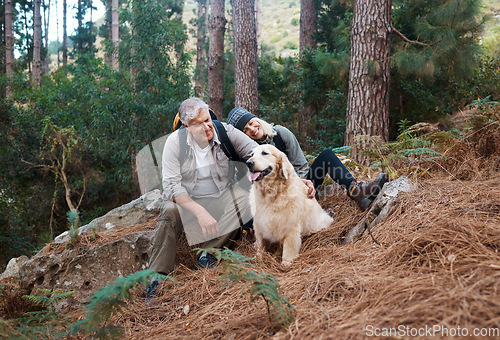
[{"x1": 148, "y1": 185, "x2": 252, "y2": 274}]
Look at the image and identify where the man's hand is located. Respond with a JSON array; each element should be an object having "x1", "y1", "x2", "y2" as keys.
[
  {"x1": 301, "y1": 178, "x2": 316, "y2": 199},
  {"x1": 197, "y1": 210, "x2": 220, "y2": 239},
  {"x1": 174, "y1": 194, "x2": 220, "y2": 239}
]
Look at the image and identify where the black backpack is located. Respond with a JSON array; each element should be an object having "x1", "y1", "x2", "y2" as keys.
[{"x1": 272, "y1": 133, "x2": 287, "y2": 156}]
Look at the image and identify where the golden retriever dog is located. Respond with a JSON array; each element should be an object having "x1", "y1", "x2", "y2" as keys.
[{"x1": 246, "y1": 145, "x2": 333, "y2": 265}]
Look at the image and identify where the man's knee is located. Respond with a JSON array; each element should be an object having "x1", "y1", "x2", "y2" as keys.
[{"x1": 158, "y1": 201, "x2": 180, "y2": 222}]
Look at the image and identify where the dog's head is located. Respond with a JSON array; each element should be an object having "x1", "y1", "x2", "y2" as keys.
[{"x1": 246, "y1": 145, "x2": 295, "y2": 182}]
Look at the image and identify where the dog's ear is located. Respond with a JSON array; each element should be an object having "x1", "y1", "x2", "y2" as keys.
[{"x1": 277, "y1": 150, "x2": 295, "y2": 180}]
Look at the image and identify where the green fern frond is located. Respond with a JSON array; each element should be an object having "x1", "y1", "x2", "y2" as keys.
[
  {"x1": 22, "y1": 288, "x2": 75, "y2": 309},
  {"x1": 71, "y1": 270, "x2": 171, "y2": 337},
  {"x1": 22, "y1": 294, "x2": 50, "y2": 307},
  {"x1": 197, "y1": 248, "x2": 296, "y2": 329},
  {"x1": 331, "y1": 145, "x2": 352, "y2": 156},
  {"x1": 397, "y1": 147, "x2": 443, "y2": 157}
]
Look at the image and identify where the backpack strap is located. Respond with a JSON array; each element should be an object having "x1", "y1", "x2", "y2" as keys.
[
  {"x1": 272, "y1": 132, "x2": 287, "y2": 156},
  {"x1": 178, "y1": 127, "x2": 190, "y2": 167},
  {"x1": 212, "y1": 120, "x2": 242, "y2": 162}
]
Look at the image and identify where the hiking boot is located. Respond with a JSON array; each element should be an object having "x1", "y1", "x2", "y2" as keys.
[
  {"x1": 348, "y1": 173, "x2": 389, "y2": 211},
  {"x1": 145, "y1": 278, "x2": 161, "y2": 304},
  {"x1": 196, "y1": 252, "x2": 218, "y2": 270}
]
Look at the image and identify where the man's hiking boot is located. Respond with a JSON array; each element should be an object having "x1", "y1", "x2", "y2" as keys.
[
  {"x1": 145, "y1": 278, "x2": 161, "y2": 304},
  {"x1": 196, "y1": 252, "x2": 218, "y2": 269},
  {"x1": 348, "y1": 173, "x2": 389, "y2": 211}
]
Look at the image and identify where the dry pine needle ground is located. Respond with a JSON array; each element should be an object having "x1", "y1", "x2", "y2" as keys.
[{"x1": 101, "y1": 174, "x2": 500, "y2": 340}]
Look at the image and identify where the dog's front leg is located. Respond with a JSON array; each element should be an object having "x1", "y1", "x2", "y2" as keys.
[
  {"x1": 281, "y1": 232, "x2": 301, "y2": 266},
  {"x1": 254, "y1": 230, "x2": 265, "y2": 262}
]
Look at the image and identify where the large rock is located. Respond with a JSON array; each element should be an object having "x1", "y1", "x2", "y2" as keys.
[
  {"x1": 19, "y1": 233, "x2": 154, "y2": 304},
  {"x1": 0, "y1": 255, "x2": 29, "y2": 280},
  {"x1": 343, "y1": 176, "x2": 415, "y2": 244},
  {"x1": 54, "y1": 189, "x2": 163, "y2": 244},
  {"x1": 17, "y1": 189, "x2": 164, "y2": 306}
]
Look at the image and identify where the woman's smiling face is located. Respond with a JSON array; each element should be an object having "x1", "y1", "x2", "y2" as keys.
[{"x1": 243, "y1": 118, "x2": 264, "y2": 140}]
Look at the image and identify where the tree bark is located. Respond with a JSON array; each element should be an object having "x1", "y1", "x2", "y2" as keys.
[
  {"x1": 33, "y1": 0, "x2": 42, "y2": 87},
  {"x1": 194, "y1": 0, "x2": 209, "y2": 98},
  {"x1": 77, "y1": 0, "x2": 83, "y2": 53},
  {"x1": 233, "y1": 0, "x2": 259, "y2": 115},
  {"x1": 299, "y1": 0, "x2": 316, "y2": 58},
  {"x1": 208, "y1": 0, "x2": 226, "y2": 118},
  {"x1": 5, "y1": 0, "x2": 14, "y2": 78},
  {"x1": 111, "y1": 0, "x2": 119, "y2": 70},
  {"x1": 255, "y1": 0, "x2": 262, "y2": 57},
  {"x1": 63, "y1": 0, "x2": 68, "y2": 64},
  {"x1": 43, "y1": 0, "x2": 51, "y2": 74},
  {"x1": 345, "y1": 0, "x2": 392, "y2": 160}
]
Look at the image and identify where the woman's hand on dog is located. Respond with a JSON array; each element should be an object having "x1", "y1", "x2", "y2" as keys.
[{"x1": 301, "y1": 178, "x2": 316, "y2": 199}]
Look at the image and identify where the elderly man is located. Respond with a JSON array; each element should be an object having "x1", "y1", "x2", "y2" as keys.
[{"x1": 148, "y1": 98, "x2": 258, "y2": 288}]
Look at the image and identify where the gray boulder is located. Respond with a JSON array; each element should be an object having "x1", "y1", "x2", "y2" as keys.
[
  {"x1": 17, "y1": 189, "x2": 164, "y2": 306},
  {"x1": 0, "y1": 255, "x2": 29, "y2": 280},
  {"x1": 54, "y1": 189, "x2": 163, "y2": 244},
  {"x1": 19, "y1": 233, "x2": 154, "y2": 304}
]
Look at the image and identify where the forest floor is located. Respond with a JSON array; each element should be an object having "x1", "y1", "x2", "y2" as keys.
[
  {"x1": 1, "y1": 107, "x2": 499, "y2": 339},
  {"x1": 110, "y1": 174, "x2": 499, "y2": 339}
]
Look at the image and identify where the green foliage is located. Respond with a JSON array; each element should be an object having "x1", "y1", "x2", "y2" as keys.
[
  {"x1": 67, "y1": 209, "x2": 81, "y2": 245},
  {"x1": 0, "y1": 288, "x2": 77, "y2": 339},
  {"x1": 355, "y1": 120, "x2": 462, "y2": 179},
  {"x1": 23, "y1": 288, "x2": 75, "y2": 311},
  {"x1": 197, "y1": 248, "x2": 296, "y2": 329},
  {"x1": 71, "y1": 270, "x2": 170, "y2": 339},
  {"x1": 314, "y1": 0, "x2": 352, "y2": 53},
  {"x1": 1, "y1": 0, "x2": 192, "y2": 266},
  {"x1": 309, "y1": 0, "x2": 488, "y2": 143}
]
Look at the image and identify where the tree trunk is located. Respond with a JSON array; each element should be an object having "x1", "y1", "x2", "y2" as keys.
[
  {"x1": 255, "y1": 0, "x2": 262, "y2": 57},
  {"x1": 77, "y1": 0, "x2": 83, "y2": 53},
  {"x1": 111, "y1": 0, "x2": 119, "y2": 70},
  {"x1": 63, "y1": 0, "x2": 68, "y2": 64},
  {"x1": 33, "y1": 0, "x2": 42, "y2": 87},
  {"x1": 207, "y1": 0, "x2": 226, "y2": 118},
  {"x1": 5, "y1": 0, "x2": 14, "y2": 82},
  {"x1": 345, "y1": 0, "x2": 392, "y2": 160},
  {"x1": 43, "y1": 0, "x2": 51, "y2": 74},
  {"x1": 56, "y1": 0, "x2": 60, "y2": 66},
  {"x1": 299, "y1": 0, "x2": 316, "y2": 57},
  {"x1": 194, "y1": 0, "x2": 209, "y2": 98},
  {"x1": 233, "y1": 0, "x2": 259, "y2": 115}
]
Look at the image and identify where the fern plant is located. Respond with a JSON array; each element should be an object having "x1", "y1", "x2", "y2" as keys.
[
  {"x1": 353, "y1": 119, "x2": 460, "y2": 179},
  {"x1": 7, "y1": 288, "x2": 78, "y2": 339},
  {"x1": 23, "y1": 288, "x2": 75, "y2": 310},
  {"x1": 70, "y1": 270, "x2": 171, "y2": 339},
  {"x1": 196, "y1": 248, "x2": 296, "y2": 329},
  {"x1": 67, "y1": 209, "x2": 80, "y2": 245}
]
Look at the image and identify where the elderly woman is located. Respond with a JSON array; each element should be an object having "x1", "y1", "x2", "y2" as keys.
[{"x1": 226, "y1": 107, "x2": 388, "y2": 211}]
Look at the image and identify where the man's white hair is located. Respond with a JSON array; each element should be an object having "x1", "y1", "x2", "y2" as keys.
[{"x1": 178, "y1": 97, "x2": 209, "y2": 126}]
